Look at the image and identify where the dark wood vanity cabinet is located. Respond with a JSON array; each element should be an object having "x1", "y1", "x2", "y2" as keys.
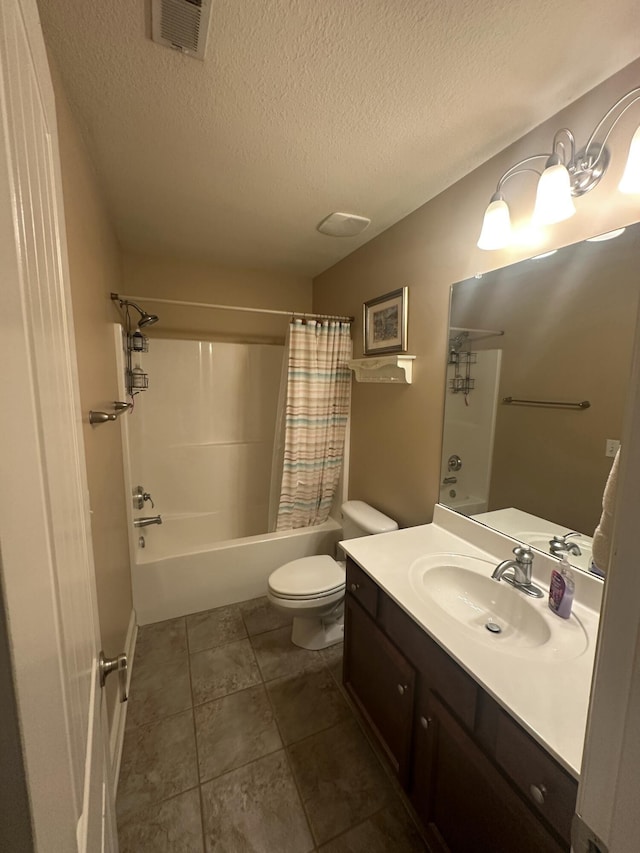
[{"x1": 343, "y1": 558, "x2": 574, "y2": 853}]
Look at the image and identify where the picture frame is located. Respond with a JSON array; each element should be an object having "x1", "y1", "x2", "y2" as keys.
[{"x1": 363, "y1": 286, "x2": 408, "y2": 355}]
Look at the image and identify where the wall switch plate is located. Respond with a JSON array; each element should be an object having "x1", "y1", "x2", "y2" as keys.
[{"x1": 605, "y1": 439, "x2": 620, "y2": 458}]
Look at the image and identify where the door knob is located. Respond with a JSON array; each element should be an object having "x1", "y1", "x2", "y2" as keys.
[
  {"x1": 397, "y1": 683, "x2": 409, "y2": 696},
  {"x1": 99, "y1": 651, "x2": 128, "y2": 703}
]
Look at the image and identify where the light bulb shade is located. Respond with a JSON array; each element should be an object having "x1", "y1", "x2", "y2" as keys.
[
  {"x1": 477, "y1": 195, "x2": 511, "y2": 250},
  {"x1": 619, "y1": 125, "x2": 640, "y2": 194},
  {"x1": 532, "y1": 163, "x2": 576, "y2": 225}
]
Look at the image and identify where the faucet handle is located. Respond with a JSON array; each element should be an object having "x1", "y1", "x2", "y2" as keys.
[
  {"x1": 133, "y1": 485, "x2": 155, "y2": 509},
  {"x1": 513, "y1": 545, "x2": 534, "y2": 564}
]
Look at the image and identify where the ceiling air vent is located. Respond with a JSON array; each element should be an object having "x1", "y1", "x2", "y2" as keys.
[{"x1": 151, "y1": 0, "x2": 212, "y2": 61}]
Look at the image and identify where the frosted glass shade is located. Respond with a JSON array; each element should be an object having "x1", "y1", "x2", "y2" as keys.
[
  {"x1": 477, "y1": 196, "x2": 511, "y2": 250},
  {"x1": 532, "y1": 163, "x2": 576, "y2": 225},
  {"x1": 619, "y1": 125, "x2": 640, "y2": 193}
]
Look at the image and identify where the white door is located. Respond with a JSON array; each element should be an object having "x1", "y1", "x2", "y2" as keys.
[
  {"x1": 572, "y1": 297, "x2": 640, "y2": 852},
  {"x1": 0, "y1": 0, "x2": 117, "y2": 850}
]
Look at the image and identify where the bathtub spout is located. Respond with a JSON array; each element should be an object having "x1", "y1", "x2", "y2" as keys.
[{"x1": 133, "y1": 515, "x2": 162, "y2": 528}]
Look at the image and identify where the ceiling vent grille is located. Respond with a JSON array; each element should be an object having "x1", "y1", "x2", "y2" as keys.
[{"x1": 151, "y1": 0, "x2": 212, "y2": 61}]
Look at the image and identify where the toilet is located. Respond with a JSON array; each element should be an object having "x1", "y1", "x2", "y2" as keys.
[{"x1": 267, "y1": 501, "x2": 398, "y2": 650}]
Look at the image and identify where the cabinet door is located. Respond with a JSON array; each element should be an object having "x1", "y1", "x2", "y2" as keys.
[
  {"x1": 412, "y1": 691, "x2": 566, "y2": 853},
  {"x1": 343, "y1": 593, "x2": 415, "y2": 785}
]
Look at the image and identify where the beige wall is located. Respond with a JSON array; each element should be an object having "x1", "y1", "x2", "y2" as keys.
[
  {"x1": 122, "y1": 253, "x2": 312, "y2": 344},
  {"x1": 52, "y1": 64, "x2": 132, "y2": 723},
  {"x1": 451, "y1": 230, "x2": 639, "y2": 534},
  {"x1": 314, "y1": 58, "x2": 640, "y2": 528}
]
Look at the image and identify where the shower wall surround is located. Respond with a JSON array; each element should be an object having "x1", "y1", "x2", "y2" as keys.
[{"x1": 127, "y1": 338, "x2": 284, "y2": 544}]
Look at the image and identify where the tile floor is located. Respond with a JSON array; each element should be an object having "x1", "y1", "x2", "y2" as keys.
[{"x1": 117, "y1": 596, "x2": 428, "y2": 853}]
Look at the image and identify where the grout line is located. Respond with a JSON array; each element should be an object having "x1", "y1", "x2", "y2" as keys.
[
  {"x1": 116, "y1": 783, "x2": 204, "y2": 830},
  {"x1": 117, "y1": 781, "x2": 201, "y2": 821},
  {"x1": 261, "y1": 672, "x2": 317, "y2": 849},
  {"x1": 198, "y1": 743, "x2": 286, "y2": 789},
  {"x1": 196, "y1": 784, "x2": 207, "y2": 853},
  {"x1": 185, "y1": 634, "x2": 208, "y2": 853},
  {"x1": 124, "y1": 703, "x2": 195, "y2": 733}
]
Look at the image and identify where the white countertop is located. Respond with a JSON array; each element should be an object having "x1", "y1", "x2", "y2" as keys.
[{"x1": 340, "y1": 505, "x2": 602, "y2": 779}]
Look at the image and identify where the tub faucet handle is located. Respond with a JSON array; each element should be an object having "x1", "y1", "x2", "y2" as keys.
[{"x1": 133, "y1": 485, "x2": 155, "y2": 510}]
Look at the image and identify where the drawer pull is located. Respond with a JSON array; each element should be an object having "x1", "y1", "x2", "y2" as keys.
[
  {"x1": 350, "y1": 582, "x2": 360, "y2": 592},
  {"x1": 529, "y1": 783, "x2": 547, "y2": 805},
  {"x1": 420, "y1": 716, "x2": 431, "y2": 730},
  {"x1": 397, "y1": 683, "x2": 408, "y2": 696}
]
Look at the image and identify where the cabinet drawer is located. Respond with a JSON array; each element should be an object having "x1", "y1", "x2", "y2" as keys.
[
  {"x1": 378, "y1": 592, "x2": 477, "y2": 730},
  {"x1": 345, "y1": 558, "x2": 378, "y2": 618},
  {"x1": 494, "y1": 709, "x2": 577, "y2": 844}
]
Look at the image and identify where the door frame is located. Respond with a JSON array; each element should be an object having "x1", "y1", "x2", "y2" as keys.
[{"x1": 574, "y1": 296, "x2": 640, "y2": 851}]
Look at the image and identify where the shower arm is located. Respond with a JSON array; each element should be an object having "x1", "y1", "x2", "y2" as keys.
[{"x1": 110, "y1": 293, "x2": 159, "y2": 328}]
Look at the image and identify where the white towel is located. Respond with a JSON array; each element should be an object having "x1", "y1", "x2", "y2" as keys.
[{"x1": 591, "y1": 448, "x2": 620, "y2": 576}]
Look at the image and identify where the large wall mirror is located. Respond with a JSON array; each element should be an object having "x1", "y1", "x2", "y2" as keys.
[{"x1": 441, "y1": 222, "x2": 640, "y2": 576}]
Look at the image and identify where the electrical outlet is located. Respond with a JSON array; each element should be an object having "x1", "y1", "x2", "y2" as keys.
[{"x1": 605, "y1": 439, "x2": 620, "y2": 458}]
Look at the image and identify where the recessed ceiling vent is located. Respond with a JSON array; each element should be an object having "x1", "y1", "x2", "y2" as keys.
[
  {"x1": 151, "y1": 0, "x2": 212, "y2": 61},
  {"x1": 317, "y1": 212, "x2": 371, "y2": 237}
]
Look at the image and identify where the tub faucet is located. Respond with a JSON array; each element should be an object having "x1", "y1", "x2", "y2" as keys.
[
  {"x1": 491, "y1": 545, "x2": 544, "y2": 598},
  {"x1": 133, "y1": 515, "x2": 162, "y2": 528}
]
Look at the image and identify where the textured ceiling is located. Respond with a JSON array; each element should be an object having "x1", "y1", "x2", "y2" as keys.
[{"x1": 38, "y1": 0, "x2": 640, "y2": 276}]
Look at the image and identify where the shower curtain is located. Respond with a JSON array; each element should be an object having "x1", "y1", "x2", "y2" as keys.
[{"x1": 269, "y1": 319, "x2": 352, "y2": 531}]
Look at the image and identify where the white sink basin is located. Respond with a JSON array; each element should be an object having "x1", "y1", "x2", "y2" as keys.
[{"x1": 409, "y1": 553, "x2": 588, "y2": 659}]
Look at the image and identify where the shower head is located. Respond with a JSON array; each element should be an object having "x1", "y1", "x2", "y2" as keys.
[
  {"x1": 111, "y1": 293, "x2": 160, "y2": 328},
  {"x1": 137, "y1": 311, "x2": 159, "y2": 327}
]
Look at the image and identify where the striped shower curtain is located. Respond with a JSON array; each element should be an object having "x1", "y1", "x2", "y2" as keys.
[{"x1": 270, "y1": 319, "x2": 352, "y2": 531}]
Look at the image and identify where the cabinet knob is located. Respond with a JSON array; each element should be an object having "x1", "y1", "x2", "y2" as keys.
[
  {"x1": 420, "y1": 716, "x2": 431, "y2": 730},
  {"x1": 350, "y1": 582, "x2": 359, "y2": 592},
  {"x1": 397, "y1": 683, "x2": 408, "y2": 696},
  {"x1": 529, "y1": 783, "x2": 547, "y2": 805}
]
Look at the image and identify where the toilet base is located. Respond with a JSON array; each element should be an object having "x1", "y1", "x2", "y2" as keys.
[{"x1": 290, "y1": 604, "x2": 344, "y2": 651}]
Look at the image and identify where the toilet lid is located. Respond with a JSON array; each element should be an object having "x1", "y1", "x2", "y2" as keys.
[{"x1": 269, "y1": 555, "x2": 345, "y2": 599}]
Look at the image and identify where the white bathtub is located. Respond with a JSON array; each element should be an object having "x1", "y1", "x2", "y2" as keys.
[
  {"x1": 132, "y1": 515, "x2": 343, "y2": 625},
  {"x1": 439, "y1": 491, "x2": 488, "y2": 515}
]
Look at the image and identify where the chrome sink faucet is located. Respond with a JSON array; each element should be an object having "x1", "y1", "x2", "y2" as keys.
[
  {"x1": 549, "y1": 532, "x2": 582, "y2": 557},
  {"x1": 491, "y1": 545, "x2": 544, "y2": 598}
]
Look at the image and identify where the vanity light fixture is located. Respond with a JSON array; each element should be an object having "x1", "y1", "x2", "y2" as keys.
[{"x1": 477, "y1": 87, "x2": 640, "y2": 250}]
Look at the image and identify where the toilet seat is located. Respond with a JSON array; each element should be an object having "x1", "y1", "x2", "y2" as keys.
[{"x1": 268, "y1": 555, "x2": 345, "y2": 601}]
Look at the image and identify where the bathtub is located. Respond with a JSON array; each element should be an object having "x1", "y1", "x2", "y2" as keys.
[
  {"x1": 439, "y1": 492, "x2": 488, "y2": 515},
  {"x1": 132, "y1": 514, "x2": 343, "y2": 625}
]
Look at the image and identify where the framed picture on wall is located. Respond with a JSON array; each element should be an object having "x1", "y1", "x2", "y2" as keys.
[{"x1": 363, "y1": 287, "x2": 408, "y2": 354}]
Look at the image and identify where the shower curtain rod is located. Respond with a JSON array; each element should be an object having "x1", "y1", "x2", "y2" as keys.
[{"x1": 113, "y1": 293, "x2": 354, "y2": 323}]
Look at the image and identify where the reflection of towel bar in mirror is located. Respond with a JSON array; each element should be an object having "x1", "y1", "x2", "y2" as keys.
[{"x1": 502, "y1": 397, "x2": 591, "y2": 410}]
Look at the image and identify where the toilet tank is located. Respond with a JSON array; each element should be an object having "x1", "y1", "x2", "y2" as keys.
[{"x1": 341, "y1": 500, "x2": 398, "y2": 539}]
